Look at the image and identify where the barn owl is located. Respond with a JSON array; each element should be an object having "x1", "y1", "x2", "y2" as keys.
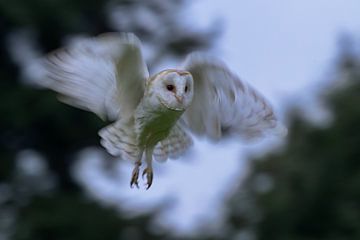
[{"x1": 38, "y1": 33, "x2": 286, "y2": 189}]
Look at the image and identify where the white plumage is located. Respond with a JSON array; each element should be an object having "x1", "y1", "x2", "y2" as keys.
[
  {"x1": 37, "y1": 32, "x2": 286, "y2": 189},
  {"x1": 182, "y1": 54, "x2": 287, "y2": 140}
]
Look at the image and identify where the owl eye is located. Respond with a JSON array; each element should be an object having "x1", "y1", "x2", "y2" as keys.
[
  {"x1": 166, "y1": 85, "x2": 175, "y2": 91},
  {"x1": 185, "y1": 86, "x2": 188, "y2": 93}
]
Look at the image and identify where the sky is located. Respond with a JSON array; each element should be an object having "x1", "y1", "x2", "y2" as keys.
[
  {"x1": 68, "y1": 0, "x2": 360, "y2": 237},
  {"x1": 191, "y1": 0, "x2": 360, "y2": 105}
]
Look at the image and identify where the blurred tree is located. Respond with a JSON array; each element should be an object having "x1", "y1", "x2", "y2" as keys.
[
  {"x1": 224, "y1": 39, "x2": 360, "y2": 240},
  {"x1": 0, "y1": 0, "x2": 218, "y2": 239}
]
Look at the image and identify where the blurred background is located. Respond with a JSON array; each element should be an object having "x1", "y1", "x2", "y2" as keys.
[{"x1": 1, "y1": 0, "x2": 360, "y2": 239}]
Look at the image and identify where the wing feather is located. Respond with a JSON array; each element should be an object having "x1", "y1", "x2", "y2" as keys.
[
  {"x1": 182, "y1": 53, "x2": 287, "y2": 141},
  {"x1": 37, "y1": 32, "x2": 148, "y2": 121},
  {"x1": 153, "y1": 124, "x2": 193, "y2": 162}
]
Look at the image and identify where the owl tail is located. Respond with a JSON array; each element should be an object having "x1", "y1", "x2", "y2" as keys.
[{"x1": 98, "y1": 121, "x2": 141, "y2": 161}]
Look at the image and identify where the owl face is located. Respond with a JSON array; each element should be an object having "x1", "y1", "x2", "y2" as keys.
[{"x1": 149, "y1": 70, "x2": 194, "y2": 111}]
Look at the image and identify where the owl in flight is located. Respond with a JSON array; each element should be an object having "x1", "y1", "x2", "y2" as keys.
[{"x1": 38, "y1": 33, "x2": 286, "y2": 189}]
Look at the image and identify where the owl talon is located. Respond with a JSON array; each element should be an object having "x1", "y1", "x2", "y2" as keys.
[
  {"x1": 130, "y1": 162, "x2": 141, "y2": 188},
  {"x1": 142, "y1": 168, "x2": 153, "y2": 189}
]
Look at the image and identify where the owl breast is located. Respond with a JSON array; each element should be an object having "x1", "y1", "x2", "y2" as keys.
[{"x1": 135, "y1": 106, "x2": 184, "y2": 148}]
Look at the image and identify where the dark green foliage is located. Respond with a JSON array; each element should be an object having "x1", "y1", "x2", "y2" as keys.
[
  {"x1": 14, "y1": 194, "x2": 161, "y2": 240},
  {"x1": 0, "y1": 0, "x2": 216, "y2": 239},
  {"x1": 225, "y1": 50, "x2": 360, "y2": 240}
]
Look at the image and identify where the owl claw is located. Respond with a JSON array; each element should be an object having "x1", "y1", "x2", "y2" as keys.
[
  {"x1": 142, "y1": 168, "x2": 153, "y2": 189},
  {"x1": 130, "y1": 162, "x2": 141, "y2": 188}
]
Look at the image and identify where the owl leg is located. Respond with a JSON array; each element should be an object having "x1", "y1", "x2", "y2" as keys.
[
  {"x1": 130, "y1": 160, "x2": 141, "y2": 188},
  {"x1": 142, "y1": 148, "x2": 154, "y2": 189}
]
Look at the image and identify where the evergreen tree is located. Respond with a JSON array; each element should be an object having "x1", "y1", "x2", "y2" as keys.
[
  {"x1": 225, "y1": 40, "x2": 360, "y2": 240},
  {"x1": 0, "y1": 1, "x2": 217, "y2": 239}
]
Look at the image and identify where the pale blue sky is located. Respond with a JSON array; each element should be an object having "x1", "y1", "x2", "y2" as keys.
[{"x1": 191, "y1": 0, "x2": 360, "y2": 103}]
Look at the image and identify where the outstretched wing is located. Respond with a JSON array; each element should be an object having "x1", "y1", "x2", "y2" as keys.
[
  {"x1": 181, "y1": 53, "x2": 287, "y2": 141},
  {"x1": 37, "y1": 32, "x2": 148, "y2": 121}
]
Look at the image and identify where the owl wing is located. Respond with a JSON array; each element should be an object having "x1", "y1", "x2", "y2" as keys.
[
  {"x1": 181, "y1": 53, "x2": 287, "y2": 141},
  {"x1": 38, "y1": 32, "x2": 148, "y2": 121},
  {"x1": 153, "y1": 123, "x2": 193, "y2": 162}
]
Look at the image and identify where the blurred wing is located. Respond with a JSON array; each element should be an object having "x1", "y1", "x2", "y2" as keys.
[
  {"x1": 99, "y1": 120, "x2": 141, "y2": 161},
  {"x1": 153, "y1": 124, "x2": 193, "y2": 162},
  {"x1": 38, "y1": 32, "x2": 148, "y2": 120},
  {"x1": 182, "y1": 53, "x2": 287, "y2": 141}
]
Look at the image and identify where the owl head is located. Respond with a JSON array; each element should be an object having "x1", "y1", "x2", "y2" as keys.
[{"x1": 148, "y1": 69, "x2": 194, "y2": 111}]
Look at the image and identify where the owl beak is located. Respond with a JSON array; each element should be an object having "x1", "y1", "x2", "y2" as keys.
[{"x1": 175, "y1": 95, "x2": 183, "y2": 104}]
